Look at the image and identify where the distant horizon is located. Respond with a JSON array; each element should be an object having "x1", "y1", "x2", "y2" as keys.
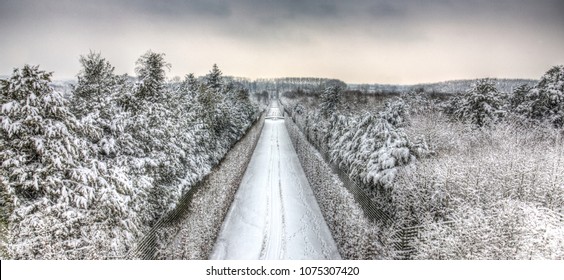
[{"x1": 0, "y1": 66, "x2": 544, "y2": 87}]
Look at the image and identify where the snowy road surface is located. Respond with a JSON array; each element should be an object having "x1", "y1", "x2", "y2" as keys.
[{"x1": 210, "y1": 107, "x2": 340, "y2": 260}]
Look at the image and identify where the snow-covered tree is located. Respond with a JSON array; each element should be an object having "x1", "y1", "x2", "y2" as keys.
[
  {"x1": 0, "y1": 65, "x2": 138, "y2": 259},
  {"x1": 329, "y1": 113, "x2": 416, "y2": 189},
  {"x1": 72, "y1": 52, "x2": 116, "y2": 117},
  {"x1": 454, "y1": 79, "x2": 504, "y2": 127},
  {"x1": 134, "y1": 51, "x2": 170, "y2": 103},
  {"x1": 182, "y1": 73, "x2": 199, "y2": 94},
  {"x1": 518, "y1": 65, "x2": 564, "y2": 127},
  {"x1": 198, "y1": 65, "x2": 227, "y2": 136},
  {"x1": 320, "y1": 84, "x2": 342, "y2": 118},
  {"x1": 71, "y1": 52, "x2": 131, "y2": 158},
  {"x1": 205, "y1": 64, "x2": 223, "y2": 92},
  {"x1": 379, "y1": 98, "x2": 410, "y2": 127},
  {"x1": 509, "y1": 84, "x2": 531, "y2": 110}
]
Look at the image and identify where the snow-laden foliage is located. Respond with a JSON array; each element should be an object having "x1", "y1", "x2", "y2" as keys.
[
  {"x1": 398, "y1": 109, "x2": 564, "y2": 259},
  {"x1": 515, "y1": 65, "x2": 564, "y2": 128},
  {"x1": 330, "y1": 114, "x2": 415, "y2": 188},
  {"x1": 320, "y1": 83, "x2": 343, "y2": 118},
  {"x1": 0, "y1": 54, "x2": 259, "y2": 259},
  {"x1": 133, "y1": 51, "x2": 171, "y2": 103},
  {"x1": 282, "y1": 67, "x2": 564, "y2": 259},
  {"x1": 0, "y1": 65, "x2": 139, "y2": 259},
  {"x1": 283, "y1": 96, "x2": 420, "y2": 193},
  {"x1": 509, "y1": 84, "x2": 531, "y2": 111},
  {"x1": 379, "y1": 98, "x2": 410, "y2": 127},
  {"x1": 447, "y1": 79, "x2": 505, "y2": 127},
  {"x1": 412, "y1": 201, "x2": 564, "y2": 259}
]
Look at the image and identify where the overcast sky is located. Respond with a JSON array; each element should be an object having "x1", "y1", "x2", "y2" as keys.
[{"x1": 1, "y1": 0, "x2": 563, "y2": 84}]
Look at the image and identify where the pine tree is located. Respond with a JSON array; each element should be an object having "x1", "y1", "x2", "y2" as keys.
[
  {"x1": 205, "y1": 64, "x2": 223, "y2": 92},
  {"x1": 71, "y1": 52, "x2": 130, "y2": 158},
  {"x1": 72, "y1": 52, "x2": 116, "y2": 117},
  {"x1": 320, "y1": 84, "x2": 342, "y2": 118},
  {"x1": 134, "y1": 51, "x2": 170, "y2": 102},
  {"x1": 183, "y1": 73, "x2": 198, "y2": 93},
  {"x1": 0, "y1": 65, "x2": 138, "y2": 259},
  {"x1": 521, "y1": 65, "x2": 564, "y2": 127},
  {"x1": 455, "y1": 79, "x2": 503, "y2": 127},
  {"x1": 198, "y1": 64, "x2": 226, "y2": 135},
  {"x1": 379, "y1": 98, "x2": 410, "y2": 127},
  {"x1": 510, "y1": 84, "x2": 531, "y2": 110}
]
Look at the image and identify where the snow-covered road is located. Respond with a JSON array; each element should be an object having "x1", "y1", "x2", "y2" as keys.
[{"x1": 210, "y1": 105, "x2": 340, "y2": 260}]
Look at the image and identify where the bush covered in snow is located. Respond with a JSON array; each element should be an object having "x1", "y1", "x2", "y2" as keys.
[
  {"x1": 397, "y1": 111, "x2": 564, "y2": 259},
  {"x1": 0, "y1": 52, "x2": 260, "y2": 259}
]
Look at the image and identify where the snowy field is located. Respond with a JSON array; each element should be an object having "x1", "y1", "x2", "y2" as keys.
[{"x1": 210, "y1": 106, "x2": 340, "y2": 260}]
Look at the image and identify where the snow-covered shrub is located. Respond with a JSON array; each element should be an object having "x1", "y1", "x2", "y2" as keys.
[
  {"x1": 412, "y1": 201, "x2": 564, "y2": 259},
  {"x1": 396, "y1": 111, "x2": 564, "y2": 258}
]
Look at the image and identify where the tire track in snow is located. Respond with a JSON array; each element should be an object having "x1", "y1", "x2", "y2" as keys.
[{"x1": 261, "y1": 122, "x2": 286, "y2": 259}]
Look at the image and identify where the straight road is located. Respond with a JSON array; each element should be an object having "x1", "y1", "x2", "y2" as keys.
[{"x1": 210, "y1": 103, "x2": 340, "y2": 260}]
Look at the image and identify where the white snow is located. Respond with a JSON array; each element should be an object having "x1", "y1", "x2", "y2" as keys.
[{"x1": 210, "y1": 105, "x2": 340, "y2": 260}]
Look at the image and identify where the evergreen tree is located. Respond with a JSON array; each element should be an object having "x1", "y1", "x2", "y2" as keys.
[
  {"x1": 134, "y1": 51, "x2": 170, "y2": 102},
  {"x1": 71, "y1": 52, "x2": 130, "y2": 158},
  {"x1": 182, "y1": 73, "x2": 198, "y2": 93},
  {"x1": 0, "y1": 65, "x2": 137, "y2": 259},
  {"x1": 198, "y1": 64, "x2": 226, "y2": 135},
  {"x1": 329, "y1": 113, "x2": 416, "y2": 189},
  {"x1": 205, "y1": 63, "x2": 223, "y2": 92},
  {"x1": 520, "y1": 65, "x2": 564, "y2": 127},
  {"x1": 379, "y1": 98, "x2": 410, "y2": 127},
  {"x1": 455, "y1": 79, "x2": 503, "y2": 127},
  {"x1": 509, "y1": 84, "x2": 531, "y2": 110},
  {"x1": 320, "y1": 84, "x2": 342, "y2": 118},
  {"x1": 72, "y1": 51, "x2": 116, "y2": 117}
]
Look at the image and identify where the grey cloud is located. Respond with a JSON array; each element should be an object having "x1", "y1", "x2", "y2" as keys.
[
  {"x1": 126, "y1": 0, "x2": 232, "y2": 18},
  {"x1": 1, "y1": 0, "x2": 563, "y2": 82}
]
